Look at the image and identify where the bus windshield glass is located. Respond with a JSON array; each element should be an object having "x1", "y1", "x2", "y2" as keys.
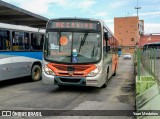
[{"x1": 44, "y1": 31, "x2": 101, "y2": 64}]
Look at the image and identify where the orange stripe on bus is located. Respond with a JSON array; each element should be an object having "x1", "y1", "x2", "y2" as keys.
[{"x1": 47, "y1": 63, "x2": 96, "y2": 77}]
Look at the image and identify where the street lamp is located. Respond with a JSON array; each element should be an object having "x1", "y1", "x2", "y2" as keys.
[
  {"x1": 134, "y1": 0, "x2": 141, "y2": 49},
  {"x1": 134, "y1": 0, "x2": 141, "y2": 16},
  {"x1": 135, "y1": 7, "x2": 141, "y2": 16}
]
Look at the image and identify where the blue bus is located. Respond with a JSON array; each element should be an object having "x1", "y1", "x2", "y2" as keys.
[{"x1": 0, "y1": 23, "x2": 44, "y2": 81}]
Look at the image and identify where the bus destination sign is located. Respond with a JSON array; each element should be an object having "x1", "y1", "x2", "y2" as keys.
[{"x1": 49, "y1": 21, "x2": 100, "y2": 30}]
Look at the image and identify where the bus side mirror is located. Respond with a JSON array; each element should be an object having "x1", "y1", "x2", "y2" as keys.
[{"x1": 104, "y1": 33, "x2": 108, "y2": 41}]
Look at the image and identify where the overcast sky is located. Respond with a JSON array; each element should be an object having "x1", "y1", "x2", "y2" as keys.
[{"x1": 2, "y1": 0, "x2": 160, "y2": 34}]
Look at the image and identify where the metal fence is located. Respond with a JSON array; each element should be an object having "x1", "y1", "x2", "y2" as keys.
[
  {"x1": 135, "y1": 48, "x2": 160, "y2": 82},
  {"x1": 135, "y1": 48, "x2": 160, "y2": 113}
]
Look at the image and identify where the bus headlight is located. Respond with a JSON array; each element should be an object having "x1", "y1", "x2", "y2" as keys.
[
  {"x1": 44, "y1": 66, "x2": 55, "y2": 75},
  {"x1": 87, "y1": 66, "x2": 101, "y2": 77}
]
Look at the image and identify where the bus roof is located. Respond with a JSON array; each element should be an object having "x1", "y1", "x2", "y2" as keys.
[
  {"x1": 0, "y1": 23, "x2": 45, "y2": 33},
  {"x1": 49, "y1": 18, "x2": 103, "y2": 22},
  {"x1": 144, "y1": 42, "x2": 160, "y2": 45}
]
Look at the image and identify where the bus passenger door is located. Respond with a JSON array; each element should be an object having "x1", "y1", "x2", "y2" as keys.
[
  {"x1": 0, "y1": 30, "x2": 13, "y2": 81},
  {"x1": 103, "y1": 31, "x2": 112, "y2": 79},
  {"x1": 11, "y1": 31, "x2": 30, "y2": 78}
]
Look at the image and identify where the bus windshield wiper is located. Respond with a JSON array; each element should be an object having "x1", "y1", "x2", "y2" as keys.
[{"x1": 79, "y1": 33, "x2": 88, "y2": 52}]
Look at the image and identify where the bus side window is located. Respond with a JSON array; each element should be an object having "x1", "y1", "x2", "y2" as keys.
[
  {"x1": 31, "y1": 33, "x2": 44, "y2": 51},
  {"x1": 12, "y1": 31, "x2": 24, "y2": 50},
  {"x1": 0, "y1": 30, "x2": 10, "y2": 50},
  {"x1": 24, "y1": 32, "x2": 30, "y2": 50},
  {"x1": 103, "y1": 32, "x2": 109, "y2": 53},
  {"x1": 146, "y1": 45, "x2": 148, "y2": 51},
  {"x1": 40, "y1": 35, "x2": 44, "y2": 49},
  {"x1": 148, "y1": 44, "x2": 151, "y2": 49},
  {"x1": 143, "y1": 45, "x2": 146, "y2": 51},
  {"x1": 107, "y1": 33, "x2": 113, "y2": 54}
]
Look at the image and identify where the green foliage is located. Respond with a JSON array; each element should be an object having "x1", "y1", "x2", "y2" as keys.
[{"x1": 136, "y1": 76, "x2": 156, "y2": 95}]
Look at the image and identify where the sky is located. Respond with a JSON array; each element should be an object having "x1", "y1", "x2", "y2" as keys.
[{"x1": 2, "y1": 0, "x2": 160, "y2": 34}]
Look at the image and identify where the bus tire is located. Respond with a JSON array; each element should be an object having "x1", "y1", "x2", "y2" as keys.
[
  {"x1": 102, "y1": 72, "x2": 109, "y2": 88},
  {"x1": 31, "y1": 65, "x2": 42, "y2": 81}
]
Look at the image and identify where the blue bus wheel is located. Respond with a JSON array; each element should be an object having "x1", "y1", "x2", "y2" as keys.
[{"x1": 31, "y1": 65, "x2": 41, "y2": 81}]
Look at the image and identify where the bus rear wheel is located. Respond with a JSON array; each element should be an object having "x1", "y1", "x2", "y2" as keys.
[{"x1": 31, "y1": 65, "x2": 41, "y2": 81}]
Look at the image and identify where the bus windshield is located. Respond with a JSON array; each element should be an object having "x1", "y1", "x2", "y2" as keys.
[{"x1": 44, "y1": 31, "x2": 101, "y2": 64}]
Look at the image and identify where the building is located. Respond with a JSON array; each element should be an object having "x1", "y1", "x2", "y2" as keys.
[{"x1": 114, "y1": 16, "x2": 144, "y2": 54}]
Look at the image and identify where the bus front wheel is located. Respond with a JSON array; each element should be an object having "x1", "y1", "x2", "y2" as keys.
[
  {"x1": 31, "y1": 65, "x2": 42, "y2": 81},
  {"x1": 102, "y1": 73, "x2": 109, "y2": 88}
]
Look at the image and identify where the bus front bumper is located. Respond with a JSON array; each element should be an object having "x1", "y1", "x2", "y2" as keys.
[{"x1": 42, "y1": 71, "x2": 103, "y2": 87}]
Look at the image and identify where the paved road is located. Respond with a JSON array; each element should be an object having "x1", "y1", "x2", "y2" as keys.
[{"x1": 0, "y1": 57, "x2": 135, "y2": 119}]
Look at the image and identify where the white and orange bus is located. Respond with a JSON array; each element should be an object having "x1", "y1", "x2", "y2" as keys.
[{"x1": 42, "y1": 18, "x2": 118, "y2": 88}]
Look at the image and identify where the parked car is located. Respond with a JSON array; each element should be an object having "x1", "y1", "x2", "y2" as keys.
[{"x1": 123, "y1": 53, "x2": 131, "y2": 60}]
